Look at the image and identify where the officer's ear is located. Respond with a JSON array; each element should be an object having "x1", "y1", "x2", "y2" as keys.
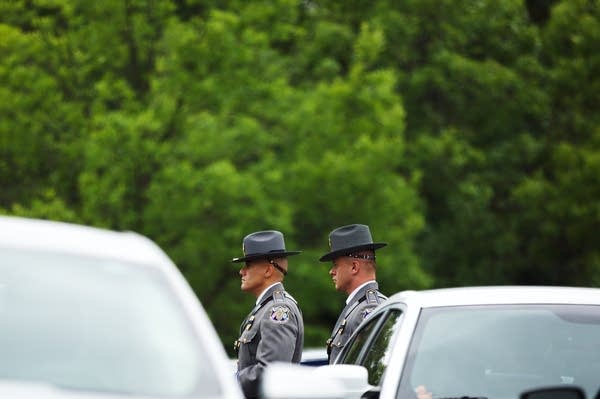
[{"x1": 263, "y1": 263, "x2": 273, "y2": 278}]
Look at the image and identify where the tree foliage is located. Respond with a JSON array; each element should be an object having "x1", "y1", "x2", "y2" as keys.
[{"x1": 1, "y1": 0, "x2": 598, "y2": 353}]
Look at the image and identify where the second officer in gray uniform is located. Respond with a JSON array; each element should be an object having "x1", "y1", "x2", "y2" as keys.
[
  {"x1": 232, "y1": 230, "x2": 304, "y2": 399},
  {"x1": 320, "y1": 224, "x2": 387, "y2": 364}
]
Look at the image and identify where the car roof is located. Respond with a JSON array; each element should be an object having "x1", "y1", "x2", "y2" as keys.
[
  {"x1": 0, "y1": 215, "x2": 169, "y2": 267},
  {"x1": 387, "y1": 285, "x2": 600, "y2": 307}
]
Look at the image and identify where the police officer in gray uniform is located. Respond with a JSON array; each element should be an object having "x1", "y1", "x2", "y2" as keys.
[
  {"x1": 320, "y1": 224, "x2": 387, "y2": 364},
  {"x1": 232, "y1": 230, "x2": 304, "y2": 398}
]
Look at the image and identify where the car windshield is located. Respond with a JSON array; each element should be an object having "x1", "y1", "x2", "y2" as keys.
[
  {"x1": 398, "y1": 304, "x2": 600, "y2": 399},
  {"x1": 0, "y1": 247, "x2": 220, "y2": 397}
]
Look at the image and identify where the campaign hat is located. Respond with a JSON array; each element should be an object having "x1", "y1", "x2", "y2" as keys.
[
  {"x1": 319, "y1": 224, "x2": 386, "y2": 262},
  {"x1": 232, "y1": 230, "x2": 301, "y2": 263}
]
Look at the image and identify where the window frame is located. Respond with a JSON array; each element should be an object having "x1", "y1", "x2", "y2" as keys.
[{"x1": 336, "y1": 304, "x2": 406, "y2": 386}]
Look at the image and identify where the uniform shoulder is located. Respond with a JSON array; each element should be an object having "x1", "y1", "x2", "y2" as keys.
[
  {"x1": 263, "y1": 294, "x2": 298, "y2": 325},
  {"x1": 365, "y1": 288, "x2": 386, "y2": 304},
  {"x1": 272, "y1": 289, "x2": 298, "y2": 305}
]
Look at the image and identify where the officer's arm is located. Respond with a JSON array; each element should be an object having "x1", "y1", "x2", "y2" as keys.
[
  {"x1": 256, "y1": 307, "x2": 299, "y2": 363},
  {"x1": 237, "y1": 307, "x2": 299, "y2": 397}
]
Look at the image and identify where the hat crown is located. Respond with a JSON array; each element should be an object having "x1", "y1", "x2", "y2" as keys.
[
  {"x1": 243, "y1": 230, "x2": 287, "y2": 256},
  {"x1": 319, "y1": 223, "x2": 386, "y2": 262},
  {"x1": 232, "y1": 230, "x2": 301, "y2": 262},
  {"x1": 329, "y1": 224, "x2": 375, "y2": 252}
]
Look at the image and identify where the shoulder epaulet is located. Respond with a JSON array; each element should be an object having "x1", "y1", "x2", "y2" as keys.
[
  {"x1": 272, "y1": 290, "x2": 286, "y2": 303},
  {"x1": 365, "y1": 289, "x2": 385, "y2": 305}
]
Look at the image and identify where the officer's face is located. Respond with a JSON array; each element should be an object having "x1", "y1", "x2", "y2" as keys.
[
  {"x1": 329, "y1": 257, "x2": 353, "y2": 293},
  {"x1": 239, "y1": 259, "x2": 268, "y2": 295}
]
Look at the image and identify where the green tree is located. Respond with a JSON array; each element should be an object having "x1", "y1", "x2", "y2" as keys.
[{"x1": 2, "y1": 0, "x2": 598, "y2": 352}]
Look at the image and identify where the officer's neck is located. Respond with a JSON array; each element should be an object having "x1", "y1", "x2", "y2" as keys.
[
  {"x1": 255, "y1": 282, "x2": 281, "y2": 304},
  {"x1": 346, "y1": 279, "x2": 376, "y2": 304}
]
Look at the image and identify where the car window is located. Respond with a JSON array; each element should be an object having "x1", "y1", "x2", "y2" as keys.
[
  {"x1": 397, "y1": 304, "x2": 600, "y2": 399},
  {"x1": 0, "y1": 248, "x2": 220, "y2": 398},
  {"x1": 361, "y1": 310, "x2": 403, "y2": 386},
  {"x1": 341, "y1": 313, "x2": 384, "y2": 364},
  {"x1": 339, "y1": 309, "x2": 404, "y2": 387}
]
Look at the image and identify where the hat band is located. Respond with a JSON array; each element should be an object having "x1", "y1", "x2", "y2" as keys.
[
  {"x1": 347, "y1": 253, "x2": 376, "y2": 260},
  {"x1": 244, "y1": 249, "x2": 287, "y2": 256}
]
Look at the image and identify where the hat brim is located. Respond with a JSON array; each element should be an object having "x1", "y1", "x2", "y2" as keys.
[
  {"x1": 232, "y1": 251, "x2": 301, "y2": 263},
  {"x1": 319, "y1": 243, "x2": 386, "y2": 262}
]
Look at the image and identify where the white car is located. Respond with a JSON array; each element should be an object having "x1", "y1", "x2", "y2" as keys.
[
  {"x1": 262, "y1": 286, "x2": 600, "y2": 399},
  {"x1": 0, "y1": 216, "x2": 243, "y2": 399}
]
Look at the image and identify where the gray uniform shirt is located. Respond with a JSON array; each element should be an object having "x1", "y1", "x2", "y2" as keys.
[
  {"x1": 327, "y1": 281, "x2": 386, "y2": 364},
  {"x1": 236, "y1": 283, "x2": 304, "y2": 398}
]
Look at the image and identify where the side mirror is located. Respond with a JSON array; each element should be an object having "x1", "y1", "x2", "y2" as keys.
[
  {"x1": 520, "y1": 386, "x2": 586, "y2": 399},
  {"x1": 260, "y1": 362, "x2": 372, "y2": 399}
]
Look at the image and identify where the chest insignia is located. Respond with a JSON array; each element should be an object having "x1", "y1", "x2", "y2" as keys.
[{"x1": 270, "y1": 305, "x2": 290, "y2": 323}]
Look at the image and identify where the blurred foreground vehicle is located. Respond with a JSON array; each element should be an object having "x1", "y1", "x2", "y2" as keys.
[
  {"x1": 262, "y1": 286, "x2": 600, "y2": 399},
  {"x1": 0, "y1": 216, "x2": 242, "y2": 399}
]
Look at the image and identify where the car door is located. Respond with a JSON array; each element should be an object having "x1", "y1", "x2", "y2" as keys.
[{"x1": 336, "y1": 306, "x2": 405, "y2": 395}]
